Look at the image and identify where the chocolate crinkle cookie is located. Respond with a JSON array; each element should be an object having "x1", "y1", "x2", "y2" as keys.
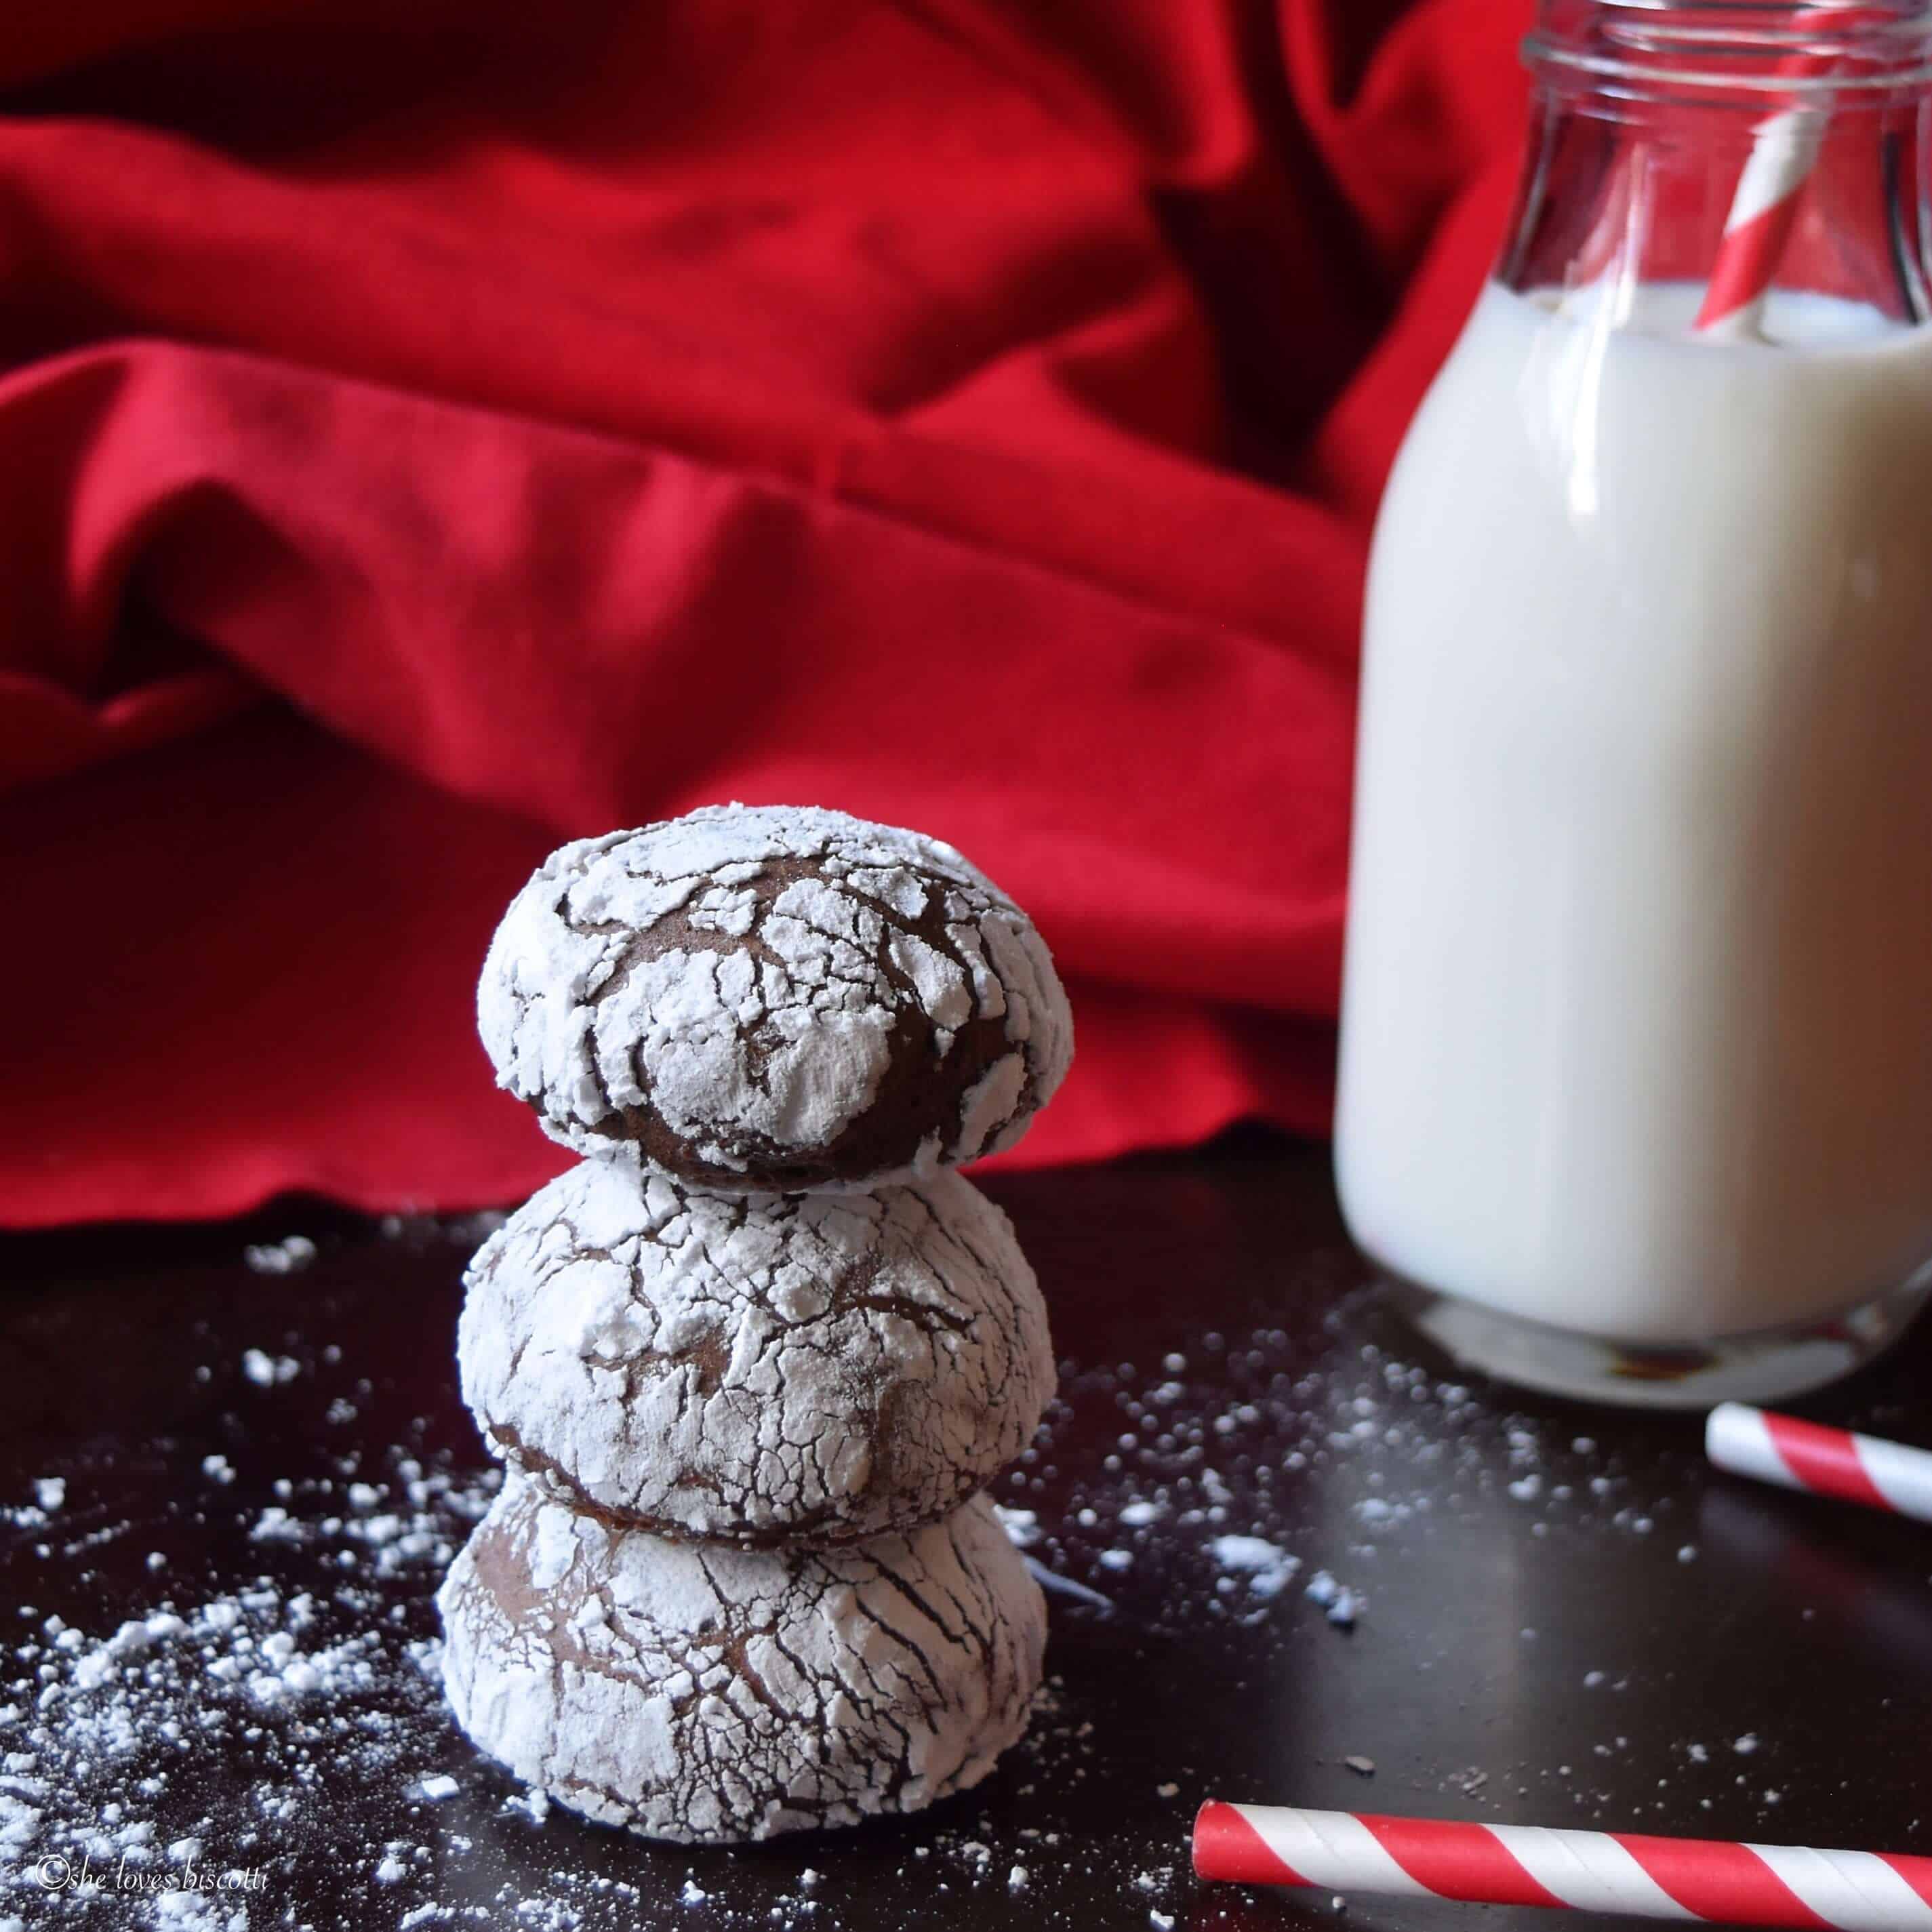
[
  {"x1": 459, "y1": 1158, "x2": 1055, "y2": 1546},
  {"x1": 477, "y1": 805, "x2": 1074, "y2": 1190},
  {"x1": 439, "y1": 1474, "x2": 1045, "y2": 1843}
]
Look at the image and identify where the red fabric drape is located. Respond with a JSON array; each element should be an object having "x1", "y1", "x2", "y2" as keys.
[{"x1": 0, "y1": 0, "x2": 1530, "y2": 1227}]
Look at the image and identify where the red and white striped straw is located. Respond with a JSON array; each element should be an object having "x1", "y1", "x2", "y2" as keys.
[
  {"x1": 1693, "y1": 49, "x2": 1835, "y2": 336},
  {"x1": 1706, "y1": 1403, "x2": 1932, "y2": 1522},
  {"x1": 1693, "y1": 10, "x2": 1877, "y2": 336},
  {"x1": 1195, "y1": 1803, "x2": 1932, "y2": 1930}
]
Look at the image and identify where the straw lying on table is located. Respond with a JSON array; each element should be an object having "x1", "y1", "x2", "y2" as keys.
[
  {"x1": 1194, "y1": 1803, "x2": 1932, "y2": 1931},
  {"x1": 1706, "y1": 1403, "x2": 1932, "y2": 1522}
]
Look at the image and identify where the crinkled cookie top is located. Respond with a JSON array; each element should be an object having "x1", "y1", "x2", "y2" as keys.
[
  {"x1": 477, "y1": 805, "x2": 1074, "y2": 1191},
  {"x1": 438, "y1": 1474, "x2": 1045, "y2": 1843},
  {"x1": 458, "y1": 1159, "x2": 1055, "y2": 1545}
]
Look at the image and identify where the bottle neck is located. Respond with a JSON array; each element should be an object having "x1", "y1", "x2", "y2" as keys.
[
  {"x1": 1527, "y1": 1, "x2": 1932, "y2": 108},
  {"x1": 1500, "y1": 0, "x2": 1932, "y2": 334}
]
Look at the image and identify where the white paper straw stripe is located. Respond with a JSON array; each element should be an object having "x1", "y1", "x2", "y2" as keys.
[
  {"x1": 1748, "y1": 1845, "x2": 1932, "y2": 1932},
  {"x1": 1726, "y1": 110, "x2": 1826, "y2": 230},
  {"x1": 1240, "y1": 1805, "x2": 1435, "y2": 1898},
  {"x1": 1490, "y1": 1824, "x2": 1699, "y2": 1919},
  {"x1": 1852, "y1": 1436, "x2": 1932, "y2": 1520},
  {"x1": 1708, "y1": 1403, "x2": 1799, "y2": 1491}
]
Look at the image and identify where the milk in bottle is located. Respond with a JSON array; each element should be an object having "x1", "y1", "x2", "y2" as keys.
[{"x1": 1334, "y1": 1, "x2": 1932, "y2": 1403}]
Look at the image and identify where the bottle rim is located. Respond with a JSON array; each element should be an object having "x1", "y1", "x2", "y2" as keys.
[{"x1": 1525, "y1": 0, "x2": 1932, "y2": 100}]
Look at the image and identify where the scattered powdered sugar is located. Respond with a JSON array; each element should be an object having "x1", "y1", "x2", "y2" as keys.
[
  {"x1": 1004, "y1": 1300, "x2": 1716, "y2": 1631},
  {"x1": 242, "y1": 1235, "x2": 317, "y2": 1276},
  {"x1": 982, "y1": 1277, "x2": 1782, "y2": 1840},
  {"x1": 6, "y1": 1195, "x2": 1816, "y2": 1924},
  {"x1": 1302, "y1": 1571, "x2": 1362, "y2": 1628},
  {"x1": 1, "y1": 1449, "x2": 496, "y2": 1927},
  {"x1": 1205, "y1": 1535, "x2": 1300, "y2": 1599},
  {"x1": 240, "y1": 1350, "x2": 300, "y2": 1389},
  {"x1": 992, "y1": 1506, "x2": 1043, "y2": 1549}
]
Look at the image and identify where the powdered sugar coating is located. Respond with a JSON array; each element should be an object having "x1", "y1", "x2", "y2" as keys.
[
  {"x1": 459, "y1": 1159, "x2": 1055, "y2": 1544},
  {"x1": 477, "y1": 805, "x2": 1074, "y2": 1191},
  {"x1": 438, "y1": 1475, "x2": 1045, "y2": 1843}
]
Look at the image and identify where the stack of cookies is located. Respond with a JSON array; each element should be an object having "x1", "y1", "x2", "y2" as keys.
[{"x1": 438, "y1": 805, "x2": 1076, "y2": 1844}]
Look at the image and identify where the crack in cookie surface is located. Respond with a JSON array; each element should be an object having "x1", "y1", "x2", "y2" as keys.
[
  {"x1": 437, "y1": 1476, "x2": 1045, "y2": 1843},
  {"x1": 476, "y1": 806, "x2": 1074, "y2": 1190},
  {"x1": 459, "y1": 1159, "x2": 1055, "y2": 1545}
]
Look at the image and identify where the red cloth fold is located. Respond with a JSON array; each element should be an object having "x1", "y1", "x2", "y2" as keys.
[{"x1": 0, "y1": 0, "x2": 1529, "y2": 1227}]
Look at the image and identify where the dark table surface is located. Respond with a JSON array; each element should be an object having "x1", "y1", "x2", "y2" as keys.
[{"x1": 3, "y1": 1135, "x2": 1929, "y2": 1932}]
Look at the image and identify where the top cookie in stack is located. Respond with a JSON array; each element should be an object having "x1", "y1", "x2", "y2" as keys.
[{"x1": 477, "y1": 805, "x2": 1074, "y2": 1192}]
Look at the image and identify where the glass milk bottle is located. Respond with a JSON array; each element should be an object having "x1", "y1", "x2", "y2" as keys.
[{"x1": 1335, "y1": 0, "x2": 1932, "y2": 1405}]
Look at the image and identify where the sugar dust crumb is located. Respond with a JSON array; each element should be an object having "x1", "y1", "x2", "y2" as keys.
[
  {"x1": 1207, "y1": 1535, "x2": 1300, "y2": 1599},
  {"x1": 993, "y1": 1506, "x2": 1043, "y2": 1549},
  {"x1": 243, "y1": 1234, "x2": 317, "y2": 1275},
  {"x1": 1305, "y1": 1571, "x2": 1361, "y2": 1626}
]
